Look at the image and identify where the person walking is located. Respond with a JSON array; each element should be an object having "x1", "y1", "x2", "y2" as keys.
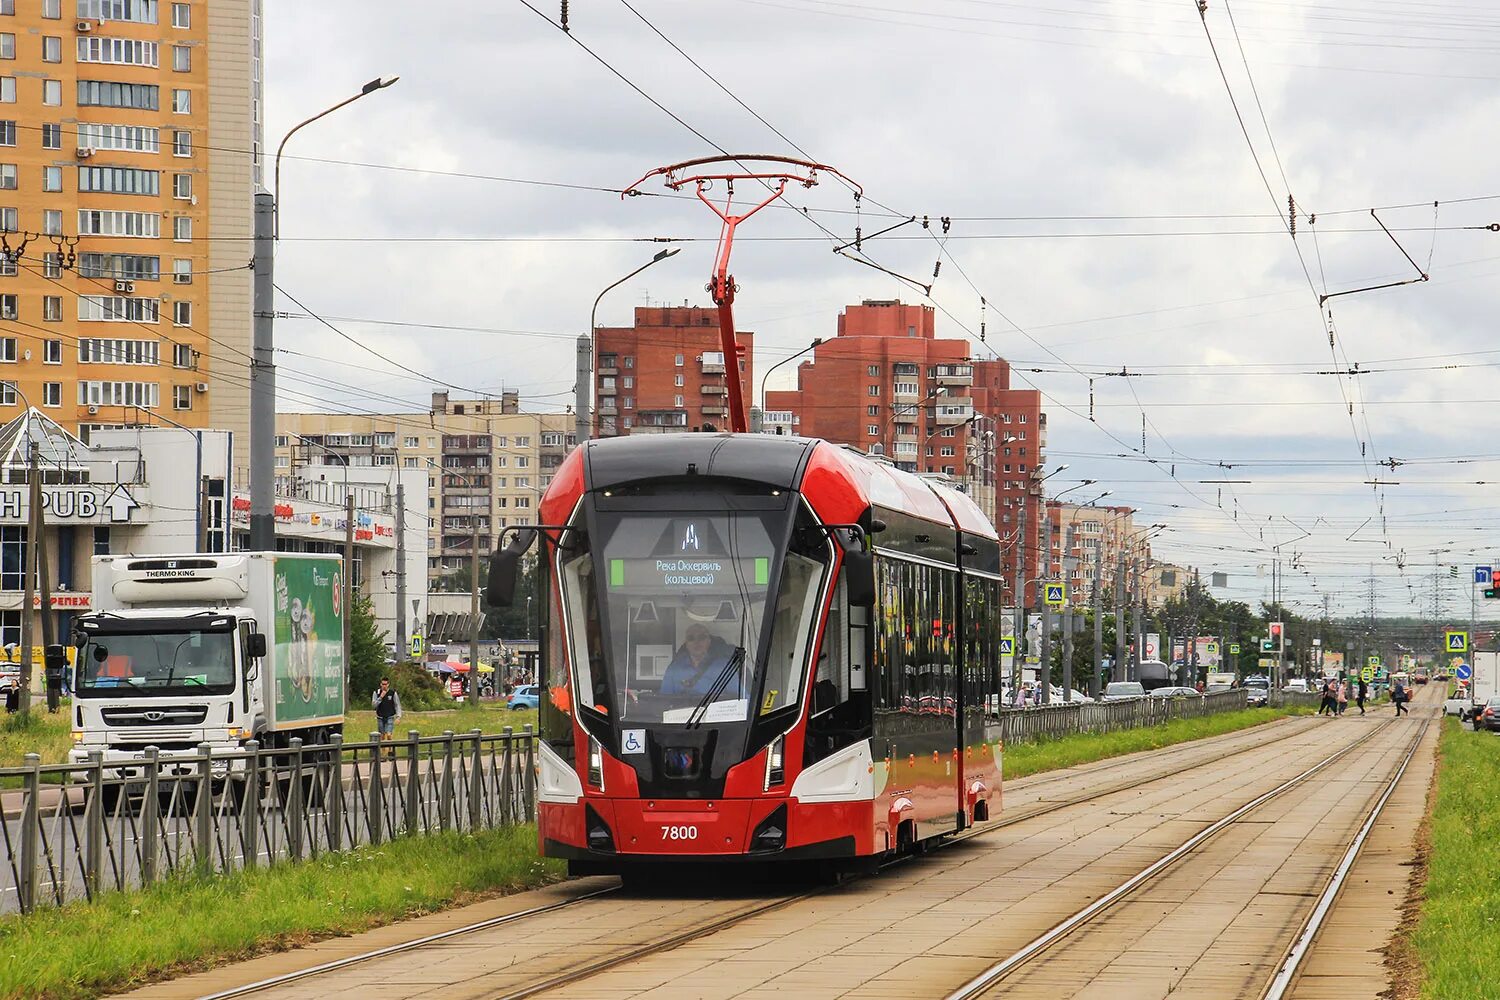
[
  {"x1": 1336, "y1": 678, "x2": 1349, "y2": 716},
  {"x1": 1356, "y1": 676, "x2": 1368, "y2": 715},
  {"x1": 1393, "y1": 679, "x2": 1409, "y2": 716},
  {"x1": 372, "y1": 677, "x2": 402, "y2": 757},
  {"x1": 1317, "y1": 677, "x2": 1335, "y2": 716}
]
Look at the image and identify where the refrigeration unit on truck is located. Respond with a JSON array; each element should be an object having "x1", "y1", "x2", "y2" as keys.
[{"x1": 69, "y1": 552, "x2": 346, "y2": 785}]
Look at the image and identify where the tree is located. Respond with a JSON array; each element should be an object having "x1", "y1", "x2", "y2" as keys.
[
  {"x1": 348, "y1": 590, "x2": 390, "y2": 699},
  {"x1": 437, "y1": 555, "x2": 540, "y2": 640}
]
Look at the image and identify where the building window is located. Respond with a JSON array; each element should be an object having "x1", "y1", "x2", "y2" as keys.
[
  {"x1": 623, "y1": 356, "x2": 633, "y2": 368},
  {"x1": 0, "y1": 163, "x2": 14, "y2": 189},
  {"x1": 867, "y1": 385, "x2": 880, "y2": 397},
  {"x1": 42, "y1": 166, "x2": 61, "y2": 192},
  {"x1": 44, "y1": 339, "x2": 61, "y2": 363},
  {"x1": 0, "y1": 208, "x2": 14, "y2": 232},
  {"x1": 674, "y1": 373, "x2": 684, "y2": 387},
  {"x1": 622, "y1": 376, "x2": 633, "y2": 388},
  {"x1": 78, "y1": 210, "x2": 161, "y2": 238},
  {"x1": 1, "y1": 526, "x2": 26, "y2": 591},
  {"x1": 41, "y1": 123, "x2": 60, "y2": 149},
  {"x1": 172, "y1": 172, "x2": 191, "y2": 200},
  {"x1": 0, "y1": 381, "x2": 12, "y2": 406},
  {"x1": 172, "y1": 300, "x2": 190, "y2": 325},
  {"x1": 173, "y1": 215, "x2": 191, "y2": 241},
  {"x1": 674, "y1": 354, "x2": 683, "y2": 367},
  {"x1": 172, "y1": 87, "x2": 190, "y2": 114},
  {"x1": 0, "y1": 120, "x2": 12, "y2": 146},
  {"x1": 171, "y1": 44, "x2": 189, "y2": 71},
  {"x1": 171, "y1": 2, "x2": 188, "y2": 27},
  {"x1": 42, "y1": 296, "x2": 61, "y2": 322},
  {"x1": 0, "y1": 301, "x2": 13, "y2": 323},
  {"x1": 940, "y1": 446, "x2": 955, "y2": 457},
  {"x1": 77, "y1": 380, "x2": 159, "y2": 407},
  {"x1": 0, "y1": 34, "x2": 11, "y2": 59},
  {"x1": 172, "y1": 342, "x2": 193, "y2": 368},
  {"x1": 78, "y1": 297, "x2": 159, "y2": 323},
  {"x1": 673, "y1": 394, "x2": 684, "y2": 407},
  {"x1": 42, "y1": 382, "x2": 60, "y2": 407},
  {"x1": 78, "y1": 338, "x2": 159, "y2": 363},
  {"x1": 79, "y1": 165, "x2": 160, "y2": 195},
  {"x1": 173, "y1": 384, "x2": 190, "y2": 409},
  {"x1": 172, "y1": 130, "x2": 190, "y2": 156},
  {"x1": 43, "y1": 0, "x2": 61, "y2": 17},
  {"x1": 172, "y1": 258, "x2": 190, "y2": 283},
  {"x1": 42, "y1": 253, "x2": 61, "y2": 278},
  {"x1": 78, "y1": 0, "x2": 160, "y2": 22},
  {"x1": 0, "y1": 78, "x2": 11, "y2": 103},
  {"x1": 77, "y1": 37, "x2": 159, "y2": 67},
  {"x1": 42, "y1": 36, "x2": 61, "y2": 62},
  {"x1": 76, "y1": 80, "x2": 159, "y2": 109},
  {"x1": 43, "y1": 209, "x2": 61, "y2": 235},
  {"x1": 76, "y1": 122, "x2": 160, "y2": 153},
  {"x1": 866, "y1": 424, "x2": 878, "y2": 436}
]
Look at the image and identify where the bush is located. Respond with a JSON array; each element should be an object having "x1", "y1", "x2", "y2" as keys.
[{"x1": 384, "y1": 662, "x2": 449, "y2": 712}]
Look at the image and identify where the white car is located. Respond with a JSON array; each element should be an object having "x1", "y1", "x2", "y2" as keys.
[{"x1": 1103, "y1": 681, "x2": 1147, "y2": 701}]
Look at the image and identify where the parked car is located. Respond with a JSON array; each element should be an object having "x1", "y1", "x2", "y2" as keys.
[
  {"x1": 508, "y1": 684, "x2": 540, "y2": 710},
  {"x1": 1102, "y1": 681, "x2": 1146, "y2": 701},
  {"x1": 1475, "y1": 696, "x2": 1500, "y2": 732},
  {"x1": 1149, "y1": 686, "x2": 1200, "y2": 698},
  {"x1": 1283, "y1": 678, "x2": 1309, "y2": 693},
  {"x1": 1243, "y1": 675, "x2": 1270, "y2": 706}
]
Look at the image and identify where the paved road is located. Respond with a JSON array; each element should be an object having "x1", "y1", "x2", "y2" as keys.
[{"x1": 113, "y1": 698, "x2": 1440, "y2": 1000}]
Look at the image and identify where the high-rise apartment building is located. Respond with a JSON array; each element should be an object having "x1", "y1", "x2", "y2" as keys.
[
  {"x1": 276, "y1": 392, "x2": 574, "y2": 590},
  {"x1": 1044, "y1": 501, "x2": 1140, "y2": 609},
  {"x1": 593, "y1": 306, "x2": 754, "y2": 436},
  {"x1": 764, "y1": 299, "x2": 1046, "y2": 604},
  {"x1": 0, "y1": 0, "x2": 258, "y2": 441}
]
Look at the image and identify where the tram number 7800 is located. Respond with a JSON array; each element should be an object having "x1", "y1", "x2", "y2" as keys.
[{"x1": 660, "y1": 825, "x2": 699, "y2": 841}]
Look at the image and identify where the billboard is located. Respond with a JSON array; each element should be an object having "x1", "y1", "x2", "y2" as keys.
[{"x1": 272, "y1": 557, "x2": 345, "y2": 726}]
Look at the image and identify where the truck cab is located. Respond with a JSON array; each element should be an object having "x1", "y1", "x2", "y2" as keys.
[{"x1": 70, "y1": 608, "x2": 267, "y2": 778}]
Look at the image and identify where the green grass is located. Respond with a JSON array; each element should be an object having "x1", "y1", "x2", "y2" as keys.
[
  {"x1": 0, "y1": 824, "x2": 564, "y2": 1000},
  {"x1": 0, "y1": 709, "x2": 74, "y2": 777},
  {"x1": 1002, "y1": 705, "x2": 1312, "y2": 781},
  {"x1": 1412, "y1": 718, "x2": 1500, "y2": 999}
]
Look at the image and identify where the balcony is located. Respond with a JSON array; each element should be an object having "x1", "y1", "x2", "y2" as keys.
[
  {"x1": 935, "y1": 401, "x2": 975, "y2": 425},
  {"x1": 892, "y1": 383, "x2": 920, "y2": 401},
  {"x1": 599, "y1": 399, "x2": 618, "y2": 414},
  {"x1": 441, "y1": 436, "x2": 491, "y2": 455},
  {"x1": 932, "y1": 364, "x2": 973, "y2": 386},
  {"x1": 892, "y1": 362, "x2": 920, "y2": 377},
  {"x1": 639, "y1": 409, "x2": 689, "y2": 428},
  {"x1": 701, "y1": 404, "x2": 726, "y2": 417},
  {"x1": 700, "y1": 384, "x2": 726, "y2": 395},
  {"x1": 699, "y1": 351, "x2": 726, "y2": 374},
  {"x1": 598, "y1": 377, "x2": 617, "y2": 396}
]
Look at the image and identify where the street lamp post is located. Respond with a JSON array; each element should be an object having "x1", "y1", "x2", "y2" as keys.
[
  {"x1": 251, "y1": 78, "x2": 398, "y2": 552},
  {"x1": 758, "y1": 338, "x2": 822, "y2": 423},
  {"x1": 581, "y1": 248, "x2": 682, "y2": 444}
]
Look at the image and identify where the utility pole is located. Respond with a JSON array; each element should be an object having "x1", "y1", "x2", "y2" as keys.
[
  {"x1": 1114, "y1": 548, "x2": 1127, "y2": 684},
  {"x1": 1092, "y1": 539, "x2": 1104, "y2": 699},
  {"x1": 1039, "y1": 503, "x2": 1051, "y2": 704},
  {"x1": 249, "y1": 191, "x2": 276, "y2": 551},
  {"x1": 470, "y1": 502, "x2": 481, "y2": 693},
  {"x1": 575, "y1": 335, "x2": 592, "y2": 445},
  {"x1": 18, "y1": 441, "x2": 39, "y2": 714},
  {"x1": 1012, "y1": 496, "x2": 1028, "y2": 697},
  {"x1": 395, "y1": 481, "x2": 407, "y2": 661},
  {"x1": 1062, "y1": 602, "x2": 1074, "y2": 702},
  {"x1": 343, "y1": 490, "x2": 354, "y2": 711}
]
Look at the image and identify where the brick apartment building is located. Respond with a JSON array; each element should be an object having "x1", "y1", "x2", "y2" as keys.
[
  {"x1": 594, "y1": 306, "x2": 754, "y2": 436},
  {"x1": 764, "y1": 299, "x2": 1047, "y2": 605}
]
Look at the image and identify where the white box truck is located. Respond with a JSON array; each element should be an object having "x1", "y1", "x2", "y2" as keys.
[
  {"x1": 69, "y1": 553, "x2": 346, "y2": 786},
  {"x1": 1445, "y1": 650, "x2": 1498, "y2": 721}
]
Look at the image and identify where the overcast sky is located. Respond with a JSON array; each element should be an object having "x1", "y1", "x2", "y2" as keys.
[{"x1": 263, "y1": 0, "x2": 1500, "y2": 625}]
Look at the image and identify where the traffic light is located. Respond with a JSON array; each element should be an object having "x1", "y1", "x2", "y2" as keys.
[
  {"x1": 1260, "y1": 638, "x2": 1275, "y2": 653},
  {"x1": 1486, "y1": 587, "x2": 1500, "y2": 600},
  {"x1": 1269, "y1": 621, "x2": 1285, "y2": 642}
]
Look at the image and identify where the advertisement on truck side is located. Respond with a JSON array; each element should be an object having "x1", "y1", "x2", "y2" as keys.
[{"x1": 272, "y1": 557, "x2": 344, "y2": 727}]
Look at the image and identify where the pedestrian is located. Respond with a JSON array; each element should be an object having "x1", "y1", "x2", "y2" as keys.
[
  {"x1": 1336, "y1": 679, "x2": 1349, "y2": 716},
  {"x1": 1317, "y1": 677, "x2": 1335, "y2": 716},
  {"x1": 1393, "y1": 679, "x2": 1408, "y2": 716},
  {"x1": 372, "y1": 677, "x2": 402, "y2": 757},
  {"x1": 1356, "y1": 676, "x2": 1367, "y2": 715}
]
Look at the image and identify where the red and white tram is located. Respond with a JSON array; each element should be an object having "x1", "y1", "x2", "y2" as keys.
[{"x1": 487, "y1": 432, "x2": 1006, "y2": 873}]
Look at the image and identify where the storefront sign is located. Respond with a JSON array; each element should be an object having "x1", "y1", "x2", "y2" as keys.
[
  {"x1": 0, "y1": 484, "x2": 138, "y2": 524},
  {"x1": 30, "y1": 593, "x2": 92, "y2": 610}
]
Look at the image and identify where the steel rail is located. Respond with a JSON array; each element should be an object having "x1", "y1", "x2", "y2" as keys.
[
  {"x1": 1260, "y1": 717, "x2": 1433, "y2": 1000},
  {"x1": 945, "y1": 717, "x2": 1406, "y2": 1000},
  {"x1": 192, "y1": 715, "x2": 1333, "y2": 1000},
  {"x1": 197, "y1": 887, "x2": 620, "y2": 999}
]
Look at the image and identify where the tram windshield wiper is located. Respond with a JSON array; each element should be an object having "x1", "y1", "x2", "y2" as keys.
[{"x1": 686, "y1": 646, "x2": 746, "y2": 729}]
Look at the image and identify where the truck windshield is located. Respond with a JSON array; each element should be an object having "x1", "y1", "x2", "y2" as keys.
[
  {"x1": 560, "y1": 505, "x2": 828, "y2": 725},
  {"x1": 75, "y1": 628, "x2": 236, "y2": 696}
]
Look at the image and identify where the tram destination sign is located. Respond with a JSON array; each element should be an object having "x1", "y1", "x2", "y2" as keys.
[{"x1": 610, "y1": 556, "x2": 771, "y2": 590}]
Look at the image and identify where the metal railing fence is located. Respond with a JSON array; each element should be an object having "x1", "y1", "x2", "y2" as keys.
[
  {"x1": 994, "y1": 689, "x2": 1250, "y2": 745},
  {"x1": 1267, "y1": 689, "x2": 1323, "y2": 710},
  {"x1": 0, "y1": 727, "x2": 535, "y2": 915}
]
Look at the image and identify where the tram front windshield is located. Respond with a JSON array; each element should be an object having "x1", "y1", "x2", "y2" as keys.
[{"x1": 560, "y1": 508, "x2": 826, "y2": 725}]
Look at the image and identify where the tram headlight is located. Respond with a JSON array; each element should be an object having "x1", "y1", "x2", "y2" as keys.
[
  {"x1": 764, "y1": 733, "x2": 786, "y2": 790},
  {"x1": 587, "y1": 735, "x2": 604, "y2": 790}
]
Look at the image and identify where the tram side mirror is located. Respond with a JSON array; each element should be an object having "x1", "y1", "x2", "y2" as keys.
[
  {"x1": 246, "y1": 632, "x2": 268, "y2": 659},
  {"x1": 487, "y1": 530, "x2": 536, "y2": 608},
  {"x1": 843, "y1": 548, "x2": 876, "y2": 608}
]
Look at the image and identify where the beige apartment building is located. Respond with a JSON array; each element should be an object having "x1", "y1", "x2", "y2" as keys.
[
  {"x1": 1044, "y1": 501, "x2": 1147, "y2": 610},
  {"x1": 0, "y1": 0, "x2": 259, "y2": 446},
  {"x1": 277, "y1": 392, "x2": 574, "y2": 589}
]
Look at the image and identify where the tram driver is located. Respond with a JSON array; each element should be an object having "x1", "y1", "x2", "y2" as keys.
[{"x1": 660, "y1": 624, "x2": 742, "y2": 698}]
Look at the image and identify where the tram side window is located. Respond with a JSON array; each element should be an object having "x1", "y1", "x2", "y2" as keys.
[
  {"x1": 874, "y1": 558, "x2": 906, "y2": 712},
  {"x1": 542, "y1": 553, "x2": 574, "y2": 751}
]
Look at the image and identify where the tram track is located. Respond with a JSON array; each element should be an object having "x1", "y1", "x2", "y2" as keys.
[
  {"x1": 189, "y1": 712, "x2": 1333, "y2": 1000},
  {"x1": 943, "y1": 713, "x2": 1432, "y2": 1000}
]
